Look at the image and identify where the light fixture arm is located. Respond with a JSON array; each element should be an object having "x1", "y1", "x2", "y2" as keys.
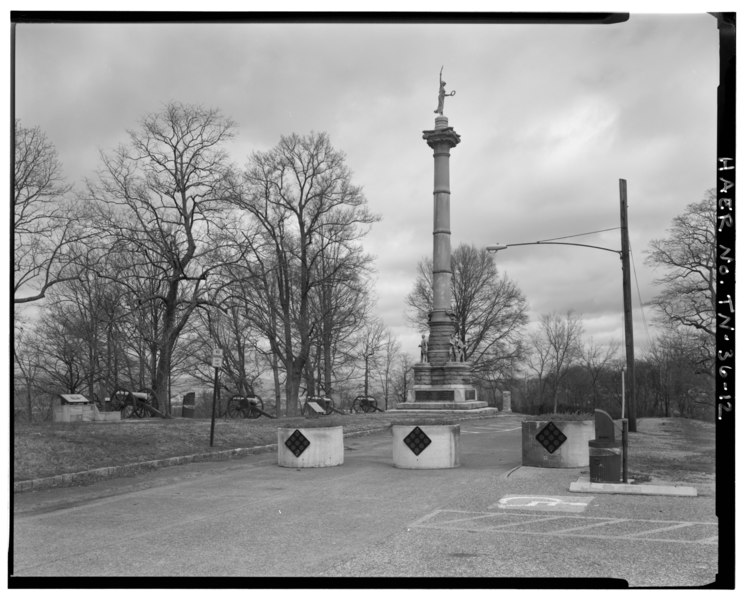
[{"x1": 486, "y1": 241, "x2": 622, "y2": 257}]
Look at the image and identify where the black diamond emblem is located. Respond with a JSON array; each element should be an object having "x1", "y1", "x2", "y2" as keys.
[
  {"x1": 536, "y1": 422, "x2": 567, "y2": 454},
  {"x1": 403, "y1": 426, "x2": 432, "y2": 456},
  {"x1": 285, "y1": 429, "x2": 310, "y2": 457}
]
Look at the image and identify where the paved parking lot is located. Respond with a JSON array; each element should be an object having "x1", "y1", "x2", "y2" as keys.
[{"x1": 11, "y1": 415, "x2": 718, "y2": 586}]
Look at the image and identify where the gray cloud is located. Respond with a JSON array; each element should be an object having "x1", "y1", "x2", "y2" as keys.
[{"x1": 14, "y1": 14, "x2": 718, "y2": 362}]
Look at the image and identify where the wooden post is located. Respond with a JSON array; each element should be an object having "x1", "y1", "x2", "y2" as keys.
[{"x1": 620, "y1": 179, "x2": 637, "y2": 433}]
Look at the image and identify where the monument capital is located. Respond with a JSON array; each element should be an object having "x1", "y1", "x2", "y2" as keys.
[{"x1": 422, "y1": 126, "x2": 461, "y2": 150}]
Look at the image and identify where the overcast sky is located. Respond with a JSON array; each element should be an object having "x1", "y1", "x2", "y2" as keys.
[{"x1": 13, "y1": 13, "x2": 719, "y2": 363}]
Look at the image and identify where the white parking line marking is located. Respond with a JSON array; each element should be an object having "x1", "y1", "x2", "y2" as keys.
[
  {"x1": 551, "y1": 518, "x2": 627, "y2": 534},
  {"x1": 409, "y1": 509, "x2": 718, "y2": 545},
  {"x1": 623, "y1": 523, "x2": 693, "y2": 537}
]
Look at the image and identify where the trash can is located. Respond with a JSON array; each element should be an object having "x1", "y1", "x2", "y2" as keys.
[
  {"x1": 182, "y1": 392, "x2": 196, "y2": 418},
  {"x1": 588, "y1": 439, "x2": 621, "y2": 483}
]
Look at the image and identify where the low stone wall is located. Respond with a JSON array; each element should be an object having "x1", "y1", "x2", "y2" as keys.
[
  {"x1": 521, "y1": 420, "x2": 594, "y2": 468},
  {"x1": 392, "y1": 424, "x2": 460, "y2": 469}
]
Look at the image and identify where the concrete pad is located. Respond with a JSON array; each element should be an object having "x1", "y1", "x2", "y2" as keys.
[{"x1": 569, "y1": 476, "x2": 698, "y2": 497}]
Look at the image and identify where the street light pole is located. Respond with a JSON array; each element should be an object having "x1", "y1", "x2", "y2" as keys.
[{"x1": 487, "y1": 180, "x2": 637, "y2": 431}]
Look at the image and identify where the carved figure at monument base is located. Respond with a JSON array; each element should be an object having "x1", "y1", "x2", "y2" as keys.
[{"x1": 419, "y1": 334, "x2": 430, "y2": 363}]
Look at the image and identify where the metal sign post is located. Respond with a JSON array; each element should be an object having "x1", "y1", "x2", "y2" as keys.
[{"x1": 209, "y1": 348, "x2": 223, "y2": 447}]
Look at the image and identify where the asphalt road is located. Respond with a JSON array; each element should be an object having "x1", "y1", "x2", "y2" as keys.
[{"x1": 11, "y1": 414, "x2": 717, "y2": 586}]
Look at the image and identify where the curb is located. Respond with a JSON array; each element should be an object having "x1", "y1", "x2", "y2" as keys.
[
  {"x1": 569, "y1": 476, "x2": 698, "y2": 497},
  {"x1": 14, "y1": 425, "x2": 391, "y2": 494}
]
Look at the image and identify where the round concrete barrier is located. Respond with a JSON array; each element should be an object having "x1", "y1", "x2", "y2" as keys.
[
  {"x1": 392, "y1": 423, "x2": 460, "y2": 469},
  {"x1": 521, "y1": 420, "x2": 594, "y2": 468},
  {"x1": 277, "y1": 426, "x2": 344, "y2": 468}
]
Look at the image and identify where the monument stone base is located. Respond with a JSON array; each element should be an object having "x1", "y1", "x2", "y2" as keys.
[
  {"x1": 390, "y1": 404, "x2": 498, "y2": 416},
  {"x1": 399, "y1": 360, "x2": 495, "y2": 414}
]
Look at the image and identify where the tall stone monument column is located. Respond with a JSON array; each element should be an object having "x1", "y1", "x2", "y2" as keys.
[
  {"x1": 424, "y1": 115, "x2": 460, "y2": 367},
  {"x1": 395, "y1": 69, "x2": 494, "y2": 415}
]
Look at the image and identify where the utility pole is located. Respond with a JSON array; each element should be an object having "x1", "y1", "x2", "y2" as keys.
[{"x1": 620, "y1": 179, "x2": 637, "y2": 433}]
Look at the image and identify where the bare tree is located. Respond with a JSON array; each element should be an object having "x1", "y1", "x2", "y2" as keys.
[
  {"x1": 526, "y1": 328, "x2": 553, "y2": 412},
  {"x1": 13, "y1": 325, "x2": 44, "y2": 421},
  {"x1": 41, "y1": 271, "x2": 115, "y2": 401},
  {"x1": 85, "y1": 103, "x2": 236, "y2": 412},
  {"x1": 232, "y1": 131, "x2": 378, "y2": 416},
  {"x1": 308, "y1": 242, "x2": 373, "y2": 398},
  {"x1": 14, "y1": 120, "x2": 79, "y2": 304},
  {"x1": 188, "y1": 302, "x2": 267, "y2": 399},
  {"x1": 355, "y1": 318, "x2": 387, "y2": 400},
  {"x1": 646, "y1": 190, "x2": 716, "y2": 373},
  {"x1": 30, "y1": 302, "x2": 89, "y2": 395},
  {"x1": 391, "y1": 352, "x2": 415, "y2": 404},
  {"x1": 526, "y1": 311, "x2": 583, "y2": 413},
  {"x1": 581, "y1": 338, "x2": 620, "y2": 410},
  {"x1": 406, "y1": 243, "x2": 528, "y2": 376},
  {"x1": 644, "y1": 327, "x2": 713, "y2": 419},
  {"x1": 373, "y1": 328, "x2": 402, "y2": 410}
]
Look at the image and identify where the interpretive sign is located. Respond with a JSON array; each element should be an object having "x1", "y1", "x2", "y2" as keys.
[{"x1": 59, "y1": 394, "x2": 90, "y2": 404}]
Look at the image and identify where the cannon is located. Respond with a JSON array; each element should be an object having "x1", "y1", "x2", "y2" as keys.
[
  {"x1": 349, "y1": 395, "x2": 382, "y2": 413},
  {"x1": 226, "y1": 394, "x2": 275, "y2": 419},
  {"x1": 110, "y1": 387, "x2": 161, "y2": 419}
]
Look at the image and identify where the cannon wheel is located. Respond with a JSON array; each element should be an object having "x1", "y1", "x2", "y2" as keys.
[
  {"x1": 350, "y1": 397, "x2": 364, "y2": 413},
  {"x1": 247, "y1": 397, "x2": 264, "y2": 419},
  {"x1": 227, "y1": 397, "x2": 245, "y2": 419},
  {"x1": 133, "y1": 387, "x2": 158, "y2": 419},
  {"x1": 111, "y1": 388, "x2": 135, "y2": 419}
]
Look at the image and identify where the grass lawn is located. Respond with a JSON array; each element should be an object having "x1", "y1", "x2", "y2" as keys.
[
  {"x1": 13, "y1": 412, "x2": 489, "y2": 481},
  {"x1": 625, "y1": 417, "x2": 716, "y2": 485}
]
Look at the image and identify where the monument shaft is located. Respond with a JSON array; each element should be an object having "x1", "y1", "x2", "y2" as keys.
[
  {"x1": 432, "y1": 139, "x2": 452, "y2": 313},
  {"x1": 423, "y1": 116, "x2": 460, "y2": 366}
]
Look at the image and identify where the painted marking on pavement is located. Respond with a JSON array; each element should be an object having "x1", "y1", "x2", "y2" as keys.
[
  {"x1": 493, "y1": 495, "x2": 594, "y2": 513},
  {"x1": 409, "y1": 509, "x2": 718, "y2": 545}
]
